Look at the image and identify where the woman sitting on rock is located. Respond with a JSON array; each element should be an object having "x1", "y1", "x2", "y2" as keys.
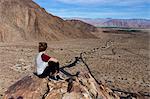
[{"x1": 35, "y1": 42, "x2": 63, "y2": 81}]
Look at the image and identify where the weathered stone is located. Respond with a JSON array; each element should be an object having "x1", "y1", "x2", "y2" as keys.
[
  {"x1": 4, "y1": 75, "x2": 48, "y2": 99},
  {"x1": 4, "y1": 73, "x2": 120, "y2": 99}
]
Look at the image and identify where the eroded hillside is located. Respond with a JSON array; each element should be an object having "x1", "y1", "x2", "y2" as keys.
[{"x1": 0, "y1": 0, "x2": 96, "y2": 42}]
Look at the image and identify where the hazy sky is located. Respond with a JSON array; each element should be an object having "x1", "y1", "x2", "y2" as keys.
[{"x1": 33, "y1": 0, "x2": 150, "y2": 19}]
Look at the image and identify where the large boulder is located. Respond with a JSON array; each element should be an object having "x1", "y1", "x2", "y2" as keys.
[{"x1": 4, "y1": 73, "x2": 119, "y2": 99}]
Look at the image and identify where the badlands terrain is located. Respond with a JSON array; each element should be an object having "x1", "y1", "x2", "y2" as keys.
[{"x1": 0, "y1": 28, "x2": 149, "y2": 98}]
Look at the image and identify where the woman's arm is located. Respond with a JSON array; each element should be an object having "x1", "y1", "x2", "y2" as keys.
[{"x1": 41, "y1": 54, "x2": 51, "y2": 62}]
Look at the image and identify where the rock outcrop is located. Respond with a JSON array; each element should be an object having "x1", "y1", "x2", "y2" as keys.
[
  {"x1": 4, "y1": 73, "x2": 119, "y2": 99},
  {"x1": 0, "y1": 0, "x2": 96, "y2": 42}
]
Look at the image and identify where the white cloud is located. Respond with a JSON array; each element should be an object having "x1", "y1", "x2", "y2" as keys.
[
  {"x1": 56, "y1": 0, "x2": 148, "y2": 5},
  {"x1": 57, "y1": 0, "x2": 105, "y2": 4},
  {"x1": 48, "y1": 7, "x2": 149, "y2": 19}
]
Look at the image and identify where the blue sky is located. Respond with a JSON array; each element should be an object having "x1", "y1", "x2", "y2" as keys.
[{"x1": 33, "y1": 0, "x2": 150, "y2": 19}]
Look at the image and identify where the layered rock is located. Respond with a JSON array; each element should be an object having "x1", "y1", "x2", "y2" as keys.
[
  {"x1": 4, "y1": 73, "x2": 119, "y2": 99},
  {"x1": 0, "y1": 0, "x2": 96, "y2": 42}
]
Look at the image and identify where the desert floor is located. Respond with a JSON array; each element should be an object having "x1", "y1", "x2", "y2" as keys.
[{"x1": 0, "y1": 29, "x2": 149, "y2": 97}]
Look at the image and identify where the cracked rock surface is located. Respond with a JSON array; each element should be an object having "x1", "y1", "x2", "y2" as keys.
[{"x1": 3, "y1": 73, "x2": 119, "y2": 99}]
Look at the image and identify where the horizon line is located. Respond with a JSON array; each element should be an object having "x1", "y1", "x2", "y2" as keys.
[{"x1": 62, "y1": 17, "x2": 150, "y2": 20}]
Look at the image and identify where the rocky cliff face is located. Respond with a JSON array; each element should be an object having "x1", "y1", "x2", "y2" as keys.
[
  {"x1": 0, "y1": 0, "x2": 96, "y2": 42},
  {"x1": 3, "y1": 73, "x2": 119, "y2": 99}
]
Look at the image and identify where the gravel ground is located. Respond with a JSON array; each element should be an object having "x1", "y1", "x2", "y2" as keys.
[{"x1": 0, "y1": 30, "x2": 149, "y2": 97}]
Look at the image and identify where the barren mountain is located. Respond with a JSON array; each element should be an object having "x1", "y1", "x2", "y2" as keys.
[
  {"x1": 68, "y1": 18, "x2": 150, "y2": 28},
  {"x1": 103, "y1": 19, "x2": 150, "y2": 28},
  {"x1": 0, "y1": 0, "x2": 96, "y2": 42},
  {"x1": 66, "y1": 20, "x2": 97, "y2": 33}
]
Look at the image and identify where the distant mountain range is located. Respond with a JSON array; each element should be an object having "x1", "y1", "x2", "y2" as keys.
[{"x1": 65, "y1": 18, "x2": 150, "y2": 28}]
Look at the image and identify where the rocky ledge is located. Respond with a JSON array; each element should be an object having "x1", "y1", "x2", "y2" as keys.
[{"x1": 3, "y1": 73, "x2": 119, "y2": 99}]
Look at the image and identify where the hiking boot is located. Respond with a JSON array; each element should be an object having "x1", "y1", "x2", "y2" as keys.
[
  {"x1": 48, "y1": 76, "x2": 58, "y2": 81},
  {"x1": 56, "y1": 75, "x2": 64, "y2": 80}
]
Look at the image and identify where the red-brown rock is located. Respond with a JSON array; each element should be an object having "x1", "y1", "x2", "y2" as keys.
[{"x1": 4, "y1": 73, "x2": 120, "y2": 99}]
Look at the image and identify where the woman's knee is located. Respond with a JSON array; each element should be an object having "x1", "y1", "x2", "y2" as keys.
[{"x1": 49, "y1": 58, "x2": 58, "y2": 63}]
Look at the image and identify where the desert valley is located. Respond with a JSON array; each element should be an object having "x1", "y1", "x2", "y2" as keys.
[{"x1": 0, "y1": 0, "x2": 149, "y2": 99}]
